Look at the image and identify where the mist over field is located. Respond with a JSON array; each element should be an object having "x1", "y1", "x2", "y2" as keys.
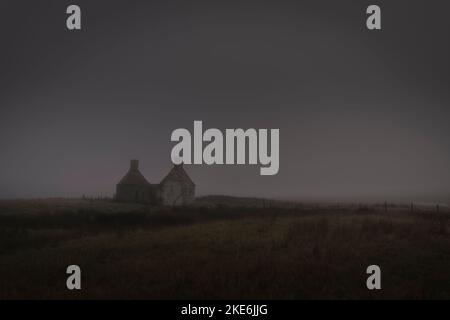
[{"x1": 0, "y1": 0, "x2": 449, "y2": 301}]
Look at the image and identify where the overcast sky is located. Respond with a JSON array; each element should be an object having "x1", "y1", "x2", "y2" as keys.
[{"x1": 0, "y1": 0, "x2": 449, "y2": 203}]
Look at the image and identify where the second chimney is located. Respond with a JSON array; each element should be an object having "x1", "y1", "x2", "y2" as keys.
[{"x1": 130, "y1": 159, "x2": 139, "y2": 171}]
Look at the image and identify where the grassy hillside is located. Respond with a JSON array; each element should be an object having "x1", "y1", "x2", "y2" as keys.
[{"x1": 0, "y1": 198, "x2": 449, "y2": 299}]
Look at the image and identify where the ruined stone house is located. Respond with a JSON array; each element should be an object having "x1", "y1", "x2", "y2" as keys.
[{"x1": 115, "y1": 160, "x2": 195, "y2": 206}]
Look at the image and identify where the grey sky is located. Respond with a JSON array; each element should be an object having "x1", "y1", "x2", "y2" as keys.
[{"x1": 0, "y1": 0, "x2": 449, "y2": 202}]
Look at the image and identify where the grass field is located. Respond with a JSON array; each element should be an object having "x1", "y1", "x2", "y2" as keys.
[{"x1": 0, "y1": 198, "x2": 449, "y2": 299}]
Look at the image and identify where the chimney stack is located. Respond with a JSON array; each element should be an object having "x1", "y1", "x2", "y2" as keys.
[{"x1": 130, "y1": 159, "x2": 139, "y2": 171}]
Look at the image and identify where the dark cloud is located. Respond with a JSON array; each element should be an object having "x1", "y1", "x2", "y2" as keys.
[{"x1": 0, "y1": 0, "x2": 449, "y2": 202}]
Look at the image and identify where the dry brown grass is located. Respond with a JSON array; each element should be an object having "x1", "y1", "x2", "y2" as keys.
[{"x1": 0, "y1": 199, "x2": 449, "y2": 299}]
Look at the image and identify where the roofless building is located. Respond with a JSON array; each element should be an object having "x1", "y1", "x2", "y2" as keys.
[{"x1": 115, "y1": 160, "x2": 195, "y2": 206}]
